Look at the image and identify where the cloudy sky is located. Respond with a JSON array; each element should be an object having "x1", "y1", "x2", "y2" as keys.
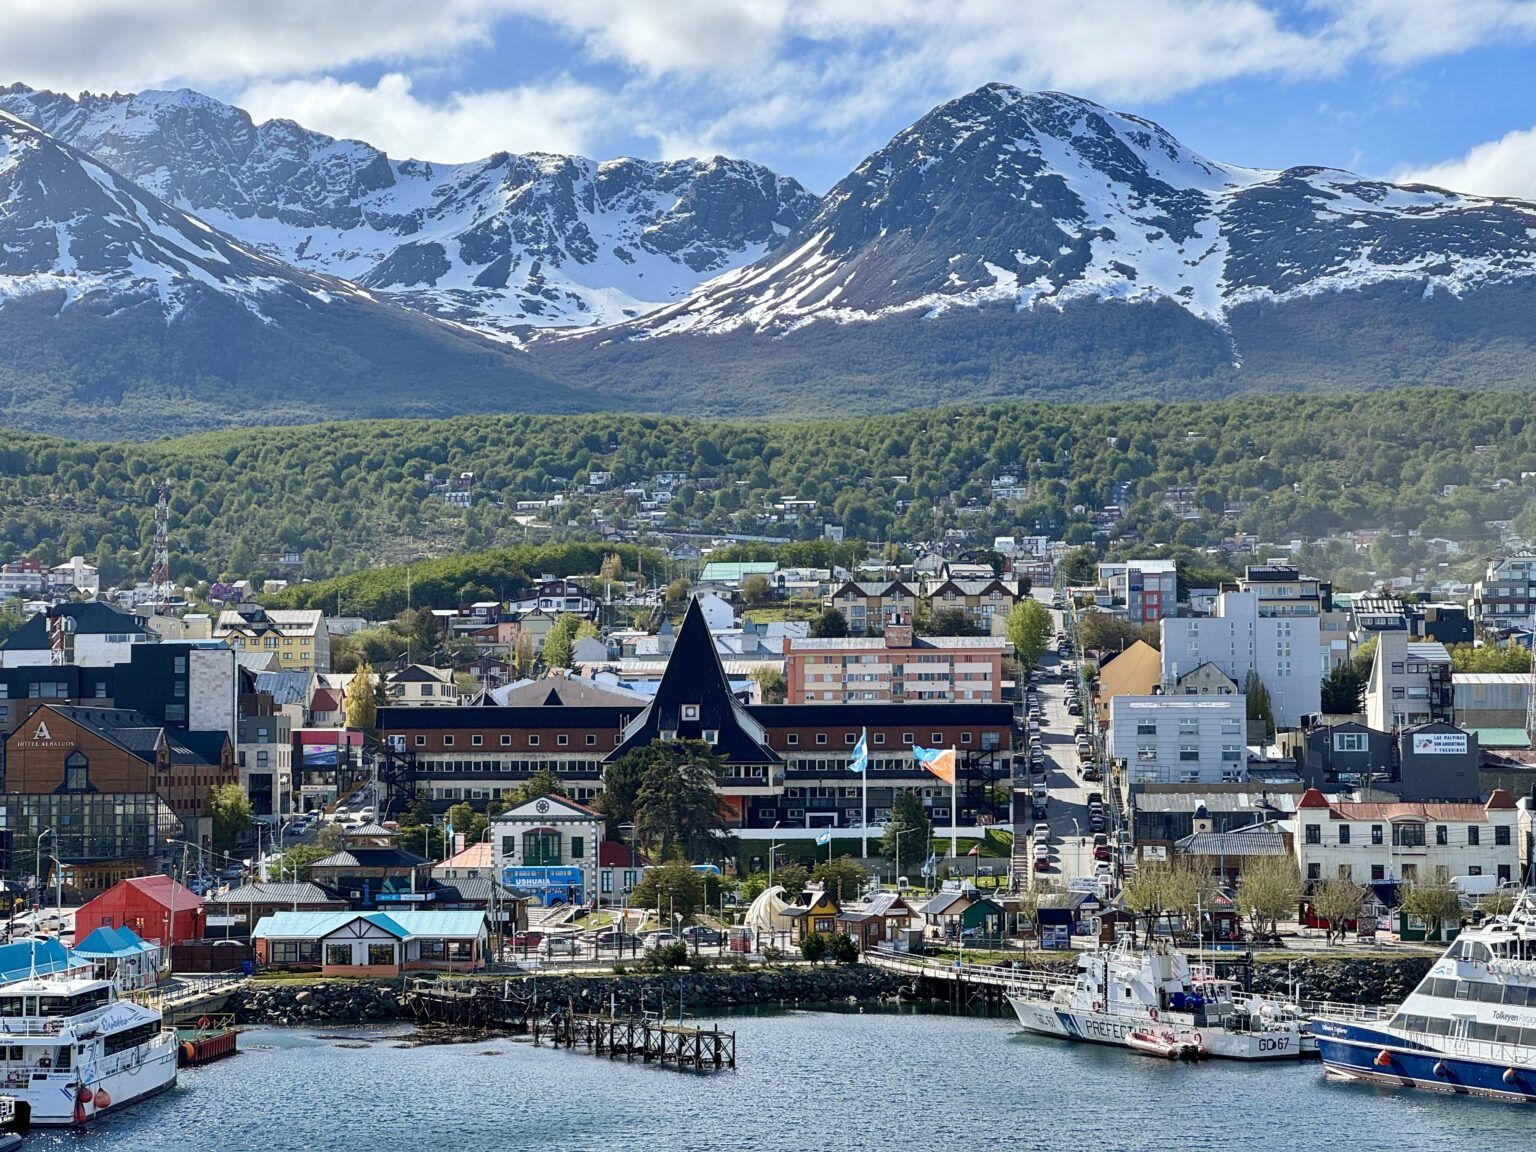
[{"x1": 5, "y1": 0, "x2": 1536, "y2": 196}]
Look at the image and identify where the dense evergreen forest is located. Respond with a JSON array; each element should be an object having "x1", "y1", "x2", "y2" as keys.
[{"x1": 0, "y1": 388, "x2": 1531, "y2": 589}]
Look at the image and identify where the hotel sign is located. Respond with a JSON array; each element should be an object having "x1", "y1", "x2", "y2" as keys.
[
  {"x1": 1412, "y1": 732, "x2": 1467, "y2": 755},
  {"x1": 12, "y1": 718, "x2": 71, "y2": 750}
]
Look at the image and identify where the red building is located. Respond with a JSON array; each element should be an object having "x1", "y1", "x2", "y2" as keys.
[{"x1": 73, "y1": 875, "x2": 205, "y2": 946}]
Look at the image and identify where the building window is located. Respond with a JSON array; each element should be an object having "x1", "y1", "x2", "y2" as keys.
[
  {"x1": 570, "y1": 836, "x2": 584, "y2": 860},
  {"x1": 1305, "y1": 824, "x2": 1321, "y2": 845},
  {"x1": 1136, "y1": 722, "x2": 1157, "y2": 736},
  {"x1": 557, "y1": 734, "x2": 569, "y2": 746},
  {"x1": 873, "y1": 732, "x2": 886, "y2": 746},
  {"x1": 931, "y1": 733, "x2": 942, "y2": 744},
  {"x1": 816, "y1": 734, "x2": 828, "y2": 746},
  {"x1": 1333, "y1": 732, "x2": 1367, "y2": 753},
  {"x1": 367, "y1": 943, "x2": 394, "y2": 967},
  {"x1": 529, "y1": 735, "x2": 540, "y2": 747},
  {"x1": 1178, "y1": 744, "x2": 1200, "y2": 762},
  {"x1": 443, "y1": 736, "x2": 454, "y2": 747},
  {"x1": 325, "y1": 944, "x2": 352, "y2": 967},
  {"x1": 501, "y1": 735, "x2": 511, "y2": 747},
  {"x1": 1468, "y1": 825, "x2": 1481, "y2": 846},
  {"x1": 787, "y1": 734, "x2": 799, "y2": 746},
  {"x1": 1435, "y1": 825, "x2": 1448, "y2": 845},
  {"x1": 902, "y1": 733, "x2": 914, "y2": 745},
  {"x1": 1371, "y1": 865, "x2": 1385, "y2": 881},
  {"x1": 585, "y1": 734, "x2": 597, "y2": 746},
  {"x1": 702, "y1": 729, "x2": 718, "y2": 745},
  {"x1": 1306, "y1": 863, "x2": 1320, "y2": 881},
  {"x1": 523, "y1": 830, "x2": 561, "y2": 866},
  {"x1": 415, "y1": 736, "x2": 426, "y2": 747},
  {"x1": 1338, "y1": 825, "x2": 1350, "y2": 845},
  {"x1": 1496, "y1": 825, "x2": 1511, "y2": 846},
  {"x1": 501, "y1": 836, "x2": 515, "y2": 857},
  {"x1": 472, "y1": 735, "x2": 483, "y2": 747},
  {"x1": 1392, "y1": 823, "x2": 1425, "y2": 848},
  {"x1": 1371, "y1": 824, "x2": 1383, "y2": 845},
  {"x1": 63, "y1": 752, "x2": 89, "y2": 792}
]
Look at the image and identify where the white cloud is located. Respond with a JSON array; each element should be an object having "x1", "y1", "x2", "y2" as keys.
[
  {"x1": 237, "y1": 73, "x2": 610, "y2": 161},
  {"x1": 1399, "y1": 126, "x2": 1536, "y2": 200}
]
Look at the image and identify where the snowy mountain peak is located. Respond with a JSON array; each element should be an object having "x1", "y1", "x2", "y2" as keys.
[
  {"x1": 624, "y1": 82, "x2": 1536, "y2": 341},
  {"x1": 0, "y1": 84, "x2": 820, "y2": 337}
]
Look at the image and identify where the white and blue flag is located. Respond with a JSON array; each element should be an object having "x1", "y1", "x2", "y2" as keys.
[
  {"x1": 849, "y1": 727, "x2": 868, "y2": 774},
  {"x1": 815, "y1": 830, "x2": 832, "y2": 846}
]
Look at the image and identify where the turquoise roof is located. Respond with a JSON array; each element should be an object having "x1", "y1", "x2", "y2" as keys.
[
  {"x1": 700, "y1": 562, "x2": 777, "y2": 581},
  {"x1": 0, "y1": 938, "x2": 72, "y2": 983},
  {"x1": 1470, "y1": 727, "x2": 1532, "y2": 749},
  {"x1": 73, "y1": 925, "x2": 156, "y2": 959},
  {"x1": 252, "y1": 910, "x2": 483, "y2": 941}
]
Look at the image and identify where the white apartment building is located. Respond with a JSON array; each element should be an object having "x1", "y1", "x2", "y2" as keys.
[
  {"x1": 1106, "y1": 694, "x2": 1249, "y2": 785},
  {"x1": 47, "y1": 556, "x2": 100, "y2": 595},
  {"x1": 1160, "y1": 590, "x2": 1321, "y2": 728},
  {"x1": 1364, "y1": 631, "x2": 1454, "y2": 731},
  {"x1": 1471, "y1": 552, "x2": 1536, "y2": 629},
  {"x1": 1294, "y1": 788, "x2": 1521, "y2": 886}
]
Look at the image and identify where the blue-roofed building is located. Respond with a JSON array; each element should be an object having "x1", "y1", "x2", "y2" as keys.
[
  {"x1": 251, "y1": 909, "x2": 488, "y2": 975},
  {"x1": 71, "y1": 925, "x2": 160, "y2": 989}
]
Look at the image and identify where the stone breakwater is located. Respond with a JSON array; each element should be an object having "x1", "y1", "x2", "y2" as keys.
[
  {"x1": 1250, "y1": 955, "x2": 1434, "y2": 1006},
  {"x1": 232, "y1": 965, "x2": 909, "y2": 1025}
]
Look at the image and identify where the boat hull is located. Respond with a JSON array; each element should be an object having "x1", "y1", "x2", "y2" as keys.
[
  {"x1": 1010, "y1": 997, "x2": 1307, "y2": 1060},
  {"x1": 8, "y1": 1035, "x2": 179, "y2": 1126},
  {"x1": 1312, "y1": 1019, "x2": 1536, "y2": 1103}
]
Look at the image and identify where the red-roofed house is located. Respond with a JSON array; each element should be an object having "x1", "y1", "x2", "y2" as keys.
[
  {"x1": 1294, "y1": 788, "x2": 1520, "y2": 888},
  {"x1": 73, "y1": 875, "x2": 205, "y2": 946}
]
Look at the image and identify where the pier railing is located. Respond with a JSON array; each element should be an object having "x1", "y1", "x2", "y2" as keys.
[
  {"x1": 1302, "y1": 1000, "x2": 1392, "y2": 1021},
  {"x1": 865, "y1": 947, "x2": 1075, "y2": 992}
]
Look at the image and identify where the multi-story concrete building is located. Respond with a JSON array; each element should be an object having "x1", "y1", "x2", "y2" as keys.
[
  {"x1": 214, "y1": 606, "x2": 330, "y2": 673},
  {"x1": 785, "y1": 622, "x2": 1006, "y2": 704},
  {"x1": 238, "y1": 711, "x2": 293, "y2": 821},
  {"x1": 1236, "y1": 564, "x2": 1329, "y2": 617},
  {"x1": 1472, "y1": 552, "x2": 1536, "y2": 629},
  {"x1": 925, "y1": 578, "x2": 1019, "y2": 632},
  {"x1": 1294, "y1": 787, "x2": 1520, "y2": 886},
  {"x1": 1097, "y1": 560, "x2": 1177, "y2": 625},
  {"x1": 824, "y1": 581, "x2": 918, "y2": 636},
  {"x1": 1365, "y1": 632, "x2": 1454, "y2": 732},
  {"x1": 1160, "y1": 590, "x2": 1321, "y2": 728},
  {"x1": 0, "y1": 601, "x2": 157, "y2": 668},
  {"x1": 1106, "y1": 694, "x2": 1249, "y2": 785}
]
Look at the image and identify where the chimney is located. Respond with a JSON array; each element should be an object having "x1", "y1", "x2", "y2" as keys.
[{"x1": 884, "y1": 614, "x2": 913, "y2": 649}]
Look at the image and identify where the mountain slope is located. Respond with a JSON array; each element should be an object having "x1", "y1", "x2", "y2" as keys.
[
  {"x1": 0, "y1": 84, "x2": 819, "y2": 338},
  {"x1": 0, "y1": 110, "x2": 588, "y2": 437},
  {"x1": 614, "y1": 85, "x2": 1536, "y2": 339}
]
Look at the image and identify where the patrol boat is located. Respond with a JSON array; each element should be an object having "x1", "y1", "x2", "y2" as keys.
[
  {"x1": 1312, "y1": 892, "x2": 1536, "y2": 1101},
  {"x1": 0, "y1": 972, "x2": 178, "y2": 1125},
  {"x1": 1008, "y1": 941, "x2": 1313, "y2": 1060}
]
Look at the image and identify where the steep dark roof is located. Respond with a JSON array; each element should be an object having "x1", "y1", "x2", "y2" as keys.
[
  {"x1": 605, "y1": 597, "x2": 780, "y2": 767},
  {"x1": 0, "y1": 602, "x2": 150, "y2": 650}
]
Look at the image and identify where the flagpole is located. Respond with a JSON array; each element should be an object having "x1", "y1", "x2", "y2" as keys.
[
  {"x1": 950, "y1": 745, "x2": 958, "y2": 862},
  {"x1": 861, "y1": 745, "x2": 868, "y2": 862}
]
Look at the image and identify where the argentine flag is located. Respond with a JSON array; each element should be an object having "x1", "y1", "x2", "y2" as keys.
[
  {"x1": 816, "y1": 830, "x2": 833, "y2": 846},
  {"x1": 849, "y1": 727, "x2": 869, "y2": 774}
]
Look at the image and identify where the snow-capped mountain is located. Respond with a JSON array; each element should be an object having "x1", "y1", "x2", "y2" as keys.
[
  {"x1": 0, "y1": 109, "x2": 582, "y2": 436},
  {"x1": 623, "y1": 84, "x2": 1536, "y2": 339},
  {"x1": 0, "y1": 84, "x2": 818, "y2": 338}
]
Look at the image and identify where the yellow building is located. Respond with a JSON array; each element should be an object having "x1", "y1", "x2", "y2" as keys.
[{"x1": 215, "y1": 606, "x2": 330, "y2": 673}]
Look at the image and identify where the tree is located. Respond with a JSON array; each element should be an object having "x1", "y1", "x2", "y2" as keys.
[
  {"x1": 597, "y1": 755, "x2": 645, "y2": 831},
  {"x1": 749, "y1": 666, "x2": 787, "y2": 704},
  {"x1": 1401, "y1": 879, "x2": 1464, "y2": 941},
  {"x1": 1236, "y1": 854, "x2": 1302, "y2": 938},
  {"x1": 737, "y1": 871, "x2": 769, "y2": 903},
  {"x1": 1121, "y1": 862, "x2": 1172, "y2": 942},
  {"x1": 1311, "y1": 876, "x2": 1367, "y2": 945},
  {"x1": 772, "y1": 862, "x2": 809, "y2": 897},
  {"x1": 542, "y1": 614, "x2": 582, "y2": 669},
  {"x1": 1076, "y1": 610, "x2": 1141, "y2": 653},
  {"x1": 811, "y1": 855, "x2": 869, "y2": 902},
  {"x1": 1244, "y1": 669, "x2": 1276, "y2": 739},
  {"x1": 513, "y1": 633, "x2": 535, "y2": 677},
  {"x1": 1059, "y1": 547, "x2": 1098, "y2": 585},
  {"x1": 1005, "y1": 599, "x2": 1053, "y2": 667},
  {"x1": 925, "y1": 607, "x2": 978, "y2": 636},
  {"x1": 810, "y1": 608, "x2": 849, "y2": 638},
  {"x1": 881, "y1": 790, "x2": 933, "y2": 872},
  {"x1": 1320, "y1": 661, "x2": 1365, "y2": 715},
  {"x1": 344, "y1": 658, "x2": 381, "y2": 730},
  {"x1": 270, "y1": 843, "x2": 332, "y2": 882},
  {"x1": 631, "y1": 741, "x2": 731, "y2": 861},
  {"x1": 444, "y1": 801, "x2": 488, "y2": 845},
  {"x1": 630, "y1": 857, "x2": 706, "y2": 925},
  {"x1": 1449, "y1": 643, "x2": 1532, "y2": 673},
  {"x1": 209, "y1": 783, "x2": 252, "y2": 855},
  {"x1": 740, "y1": 573, "x2": 774, "y2": 607},
  {"x1": 665, "y1": 577, "x2": 691, "y2": 607},
  {"x1": 506, "y1": 767, "x2": 563, "y2": 807}
]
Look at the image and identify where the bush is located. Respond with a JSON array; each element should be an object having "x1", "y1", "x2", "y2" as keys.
[
  {"x1": 647, "y1": 941, "x2": 688, "y2": 970},
  {"x1": 830, "y1": 933, "x2": 860, "y2": 964},
  {"x1": 800, "y1": 933, "x2": 829, "y2": 963}
]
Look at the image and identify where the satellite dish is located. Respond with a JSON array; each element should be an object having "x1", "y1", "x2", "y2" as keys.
[{"x1": 58, "y1": 617, "x2": 76, "y2": 635}]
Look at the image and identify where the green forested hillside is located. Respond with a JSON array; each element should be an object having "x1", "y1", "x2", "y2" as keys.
[{"x1": 0, "y1": 388, "x2": 1532, "y2": 588}]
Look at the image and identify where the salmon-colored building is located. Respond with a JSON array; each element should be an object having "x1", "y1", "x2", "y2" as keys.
[{"x1": 73, "y1": 875, "x2": 205, "y2": 946}]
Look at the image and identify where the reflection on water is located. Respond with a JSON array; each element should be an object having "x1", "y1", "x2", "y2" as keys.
[{"x1": 18, "y1": 1007, "x2": 1534, "y2": 1152}]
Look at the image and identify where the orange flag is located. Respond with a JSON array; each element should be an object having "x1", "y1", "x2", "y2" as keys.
[{"x1": 914, "y1": 746, "x2": 955, "y2": 785}]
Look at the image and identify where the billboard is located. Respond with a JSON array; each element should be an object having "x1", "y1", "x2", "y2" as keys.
[
  {"x1": 1412, "y1": 732, "x2": 1468, "y2": 756},
  {"x1": 502, "y1": 866, "x2": 584, "y2": 907}
]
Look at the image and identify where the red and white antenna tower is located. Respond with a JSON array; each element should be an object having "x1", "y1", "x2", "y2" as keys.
[{"x1": 151, "y1": 479, "x2": 172, "y2": 604}]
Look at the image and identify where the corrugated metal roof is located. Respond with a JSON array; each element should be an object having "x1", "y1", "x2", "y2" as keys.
[
  {"x1": 386, "y1": 911, "x2": 487, "y2": 938},
  {"x1": 1469, "y1": 728, "x2": 1532, "y2": 748}
]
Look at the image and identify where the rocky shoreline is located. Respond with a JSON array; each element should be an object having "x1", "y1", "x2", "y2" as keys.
[
  {"x1": 230, "y1": 953, "x2": 1433, "y2": 1027},
  {"x1": 231, "y1": 965, "x2": 910, "y2": 1026}
]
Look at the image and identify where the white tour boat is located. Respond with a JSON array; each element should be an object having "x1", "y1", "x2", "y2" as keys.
[
  {"x1": 0, "y1": 972, "x2": 177, "y2": 1125},
  {"x1": 1008, "y1": 941, "x2": 1314, "y2": 1060}
]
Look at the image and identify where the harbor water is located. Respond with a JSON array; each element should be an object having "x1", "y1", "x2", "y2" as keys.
[{"x1": 19, "y1": 1008, "x2": 1536, "y2": 1151}]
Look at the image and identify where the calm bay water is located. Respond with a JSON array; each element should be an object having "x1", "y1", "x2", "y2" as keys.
[{"x1": 19, "y1": 1009, "x2": 1536, "y2": 1152}]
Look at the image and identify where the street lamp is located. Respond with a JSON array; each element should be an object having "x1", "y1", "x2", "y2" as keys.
[
  {"x1": 766, "y1": 820, "x2": 782, "y2": 892},
  {"x1": 34, "y1": 828, "x2": 60, "y2": 923}
]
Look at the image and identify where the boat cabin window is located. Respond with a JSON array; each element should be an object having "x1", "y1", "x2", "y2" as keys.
[
  {"x1": 0, "y1": 987, "x2": 111, "y2": 1017},
  {"x1": 103, "y1": 1022, "x2": 160, "y2": 1056},
  {"x1": 1458, "y1": 939, "x2": 1492, "y2": 964}
]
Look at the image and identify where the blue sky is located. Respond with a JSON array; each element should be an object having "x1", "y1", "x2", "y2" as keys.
[{"x1": 6, "y1": 1, "x2": 1536, "y2": 196}]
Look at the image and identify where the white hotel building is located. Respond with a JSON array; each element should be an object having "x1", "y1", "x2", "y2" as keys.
[{"x1": 1106, "y1": 694, "x2": 1249, "y2": 785}]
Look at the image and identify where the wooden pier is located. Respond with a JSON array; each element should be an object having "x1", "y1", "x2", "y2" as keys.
[
  {"x1": 539, "y1": 1012, "x2": 735, "y2": 1070},
  {"x1": 403, "y1": 978, "x2": 736, "y2": 1072}
]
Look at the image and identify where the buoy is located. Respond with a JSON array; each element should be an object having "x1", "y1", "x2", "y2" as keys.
[
  {"x1": 1504, "y1": 1067, "x2": 1519, "y2": 1085},
  {"x1": 197, "y1": 1015, "x2": 211, "y2": 1031},
  {"x1": 93, "y1": 1088, "x2": 110, "y2": 1109},
  {"x1": 182, "y1": 1041, "x2": 197, "y2": 1063},
  {"x1": 1149, "y1": 1008, "x2": 1158, "y2": 1021},
  {"x1": 1374, "y1": 1049, "x2": 1392, "y2": 1067},
  {"x1": 1432, "y1": 1061, "x2": 1447, "y2": 1077},
  {"x1": 73, "y1": 1084, "x2": 91, "y2": 1127}
]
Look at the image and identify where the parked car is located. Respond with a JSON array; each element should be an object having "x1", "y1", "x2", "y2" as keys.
[
  {"x1": 1081, "y1": 766, "x2": 1102, "y2": 782},
  {"x1": 1032, "y1": 822, "x2": 1051, "y2": 839},
  {"x1": 642, "y1": 932, "x2": 682, "y2": 951},
  {"x1": 510, "y1": 931, "x2": 545, "y2": 950},
  {"x1": 681, "y1": 927, "x2": 724, "y2": 947},
  {"x1": 595, "y1": 930, "x2": 642, "y2": 950},
  {"x1": 540, "y1": 935, "x2": 581, "y2": 956}
]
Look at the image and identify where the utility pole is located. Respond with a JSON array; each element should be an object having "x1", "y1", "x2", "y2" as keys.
[{"x1": 151, "y1": 479, "x2": 173, "y2": 606}]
